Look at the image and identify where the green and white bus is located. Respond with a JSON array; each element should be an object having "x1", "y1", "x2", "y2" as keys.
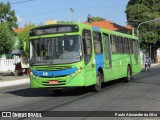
[{"x1": 29, "y1": 23, "x2": 141, "y2": 92}]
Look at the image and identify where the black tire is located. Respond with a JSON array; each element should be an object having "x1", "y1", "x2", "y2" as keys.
[
  {"x1": 124, "y1": 66, "x2": 131, "y2": 82},
  {"x1": 92, "y1": 71, "x2": 102, "y2": 92}
]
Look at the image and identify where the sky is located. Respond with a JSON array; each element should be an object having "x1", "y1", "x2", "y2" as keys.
[{"x1": 1, "y1": 0, "x2": 130, "y2": 28}]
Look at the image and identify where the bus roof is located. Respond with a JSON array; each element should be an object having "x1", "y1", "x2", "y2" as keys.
[{"x1": 30, "y1": 22, "x2": 138, "y2": 40}]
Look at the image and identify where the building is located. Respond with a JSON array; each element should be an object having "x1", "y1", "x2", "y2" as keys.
[
  {"x1": 84, "y1": 21, "x2": 133, "y2": 34},
  {"x1": 13, "y1": 27, "x2": 26, "y2": 33}
]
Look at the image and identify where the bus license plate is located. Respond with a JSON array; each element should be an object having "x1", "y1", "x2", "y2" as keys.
[{"x1": 49, "y1": 80, "x2": 58, "y2": 84}]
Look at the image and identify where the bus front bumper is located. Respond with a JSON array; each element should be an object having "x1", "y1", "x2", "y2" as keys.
[{"x1": 30, "y1": 72, "x2": 86, "y2": 89}]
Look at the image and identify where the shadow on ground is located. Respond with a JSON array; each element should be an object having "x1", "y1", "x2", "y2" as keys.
[{"x1": 6, "y1": 79, "x2": 125, "y2": 97}]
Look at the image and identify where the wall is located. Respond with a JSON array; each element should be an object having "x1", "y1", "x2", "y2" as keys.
[{"x1": 0, "y1": 58, "x2": 20, "y2": 72}]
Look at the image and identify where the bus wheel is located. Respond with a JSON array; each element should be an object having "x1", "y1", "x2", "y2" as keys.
[
  {"x1": 125, "y1": 66, "x2": 131, "y2": 82},
  {"x1": 92, "y1": 71, "x2": 102, "y2": 92}
]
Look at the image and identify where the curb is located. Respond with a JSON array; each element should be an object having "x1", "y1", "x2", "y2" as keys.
[{"x1": 0, "y1": 78, "x2": 30, "y2": 88}]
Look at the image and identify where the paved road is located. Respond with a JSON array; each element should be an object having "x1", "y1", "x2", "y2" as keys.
[{"x1": 0, "y1": 65, "x2": 160, "y2": 120}]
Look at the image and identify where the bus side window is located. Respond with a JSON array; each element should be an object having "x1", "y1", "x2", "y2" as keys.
[
  {"x1": 111, "y1": 35, "x2": 117, "y2": 54},
  {"x1": 123, "y1": 38, "x2": 129, "y2": 54},
  {"x1": 93, "y1": 31, "x2": 102, "y2": 54},
  {"x1": 82, "y1": 29, "x2": 92, "y2": 64},
  {"x1": 129, "y1": 39, "x2": 133, "y2": 54},
  {"x1": 118, "y1": 37, "x2": 124, "y2": 54},
  {"x1": 103, "y1": 33, "x2": 112, "y2": 68}
]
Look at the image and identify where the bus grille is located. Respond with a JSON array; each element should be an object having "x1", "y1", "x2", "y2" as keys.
[
  {"x1": 40, "y1": 75, "x2": 68, "y2": 78},
  {"x1": 34, "y1": 65, "x2": 73, "y2": 71}
]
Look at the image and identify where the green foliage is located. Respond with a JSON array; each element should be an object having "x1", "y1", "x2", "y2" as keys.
[
  {"x1": 125, "y1": 0, "x2": 160, "y2": 51},
  {"x1": 17, "y1": 24, "x2": 35, "y2": 57},
  {"x1": 0, "y1": 2, "x2": 18, "y2": 55},
  {"x1": 85, "y1": 16, "x2": 106, "y2": 23},
  {"x1": 0, "y1": 2, "x2": 18, "y2": 29},
  {"x1": 91, "y1": 16, "x2": 106, "y2": 22},
  {"x1": 0, "y1": 23, "x2": 15, "y2": 55}
]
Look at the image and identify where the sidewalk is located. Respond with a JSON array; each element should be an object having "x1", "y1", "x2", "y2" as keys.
[
  {"x1": 141, "y1": 62, "x2": 160, "y2": 70},
  {"x1": 0, "y1": 72, "x2": 29, "y2": 88}
]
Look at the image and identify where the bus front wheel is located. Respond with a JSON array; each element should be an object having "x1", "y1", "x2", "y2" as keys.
[{"x1": 92, "y1": 71, "x2": 102, "y2": 92}]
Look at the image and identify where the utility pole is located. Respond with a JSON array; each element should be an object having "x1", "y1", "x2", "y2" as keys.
[
  {"x1": 78, "y1": 17, "x2": 86, "y2": 22},
  {"x1": 70, "y1": 8, "x2": 74, "y2": 22},
  {"x1": 137, "y1": 18, "x2": 160, "y2": 38},
  {"x1": 150, "y1": 45, "x2": 152, "y2": 58},
  {"x1": 137, "y1": 18, "x2": 160, "y2": 59}
]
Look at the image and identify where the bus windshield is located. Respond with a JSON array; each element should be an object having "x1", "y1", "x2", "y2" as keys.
[{"x1": 30, "y1": 35, "x2": 82, "y2": 65}]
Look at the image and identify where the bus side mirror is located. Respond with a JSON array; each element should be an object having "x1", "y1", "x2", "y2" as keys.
[{"x1": 79, "y1": 52, "x2": 82, "y2": 59}]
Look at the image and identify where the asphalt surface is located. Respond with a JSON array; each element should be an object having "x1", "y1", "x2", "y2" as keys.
[{"x1": 0, "y1": 64, "x2": 160, "y2": 120}]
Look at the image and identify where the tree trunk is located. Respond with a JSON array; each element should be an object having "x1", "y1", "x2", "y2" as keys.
[{"x1": 151, "y1": 45, "x2": 158, "y2": 63}]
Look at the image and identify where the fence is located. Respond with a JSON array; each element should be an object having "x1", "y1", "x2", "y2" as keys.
[{"x1": 0, "y1": 58, "x2": 20, "y2": 72}]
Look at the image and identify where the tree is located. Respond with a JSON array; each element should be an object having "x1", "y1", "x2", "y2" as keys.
[
  {"x1": 0, "y1": 2, "x2": 18, "y2": 29},
  {"x1": 86, "y1": 16, "x2": 106, "y2": 23},
  {"x1": 0, "y1": 23, "x2": 15, "y2": 55},
  {"x1": 17, "y1": 24, "x2": 35, "y2": 57},
  {"x1": 125, "y1": 0, "x2": 160, "y2": 59},
  {"x1": 91, "y1": 16, "x2": 106, "y2": 22},
  {"x1": 0, "y1": 2, "x2": 18, "y2": 55}
]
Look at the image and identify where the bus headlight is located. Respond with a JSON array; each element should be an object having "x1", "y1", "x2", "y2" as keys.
[
  {"x1": 31, "y1": 72, "x2": 41, "y2": 79},
  {"x1": 70, "y1": 68, "x2": 82, "y2": 77},
  {"x1": 77, "y1": 69, "x2": 82, "y2": 73}
]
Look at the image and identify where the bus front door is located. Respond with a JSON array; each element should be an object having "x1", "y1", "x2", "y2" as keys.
[{"x1": 103, "y1": 34, "x2": 112, "y2": 80}]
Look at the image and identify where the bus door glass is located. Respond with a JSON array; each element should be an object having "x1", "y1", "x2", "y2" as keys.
[
  {"x1": 103, "y1": 33, "x2": 112, "y2": 68},
  {"x1": 82, "y1": 29, "x2": 95, "y2": 85},
  {"x1": 82, "y1": 29, "x2": 92, "y2": 65}
]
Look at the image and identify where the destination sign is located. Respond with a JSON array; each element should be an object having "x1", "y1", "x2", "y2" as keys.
[{"x1": 30, "y1": 25, "x2": 79, "y2": 36}]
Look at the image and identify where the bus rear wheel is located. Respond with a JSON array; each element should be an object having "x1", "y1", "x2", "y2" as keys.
[{"x1": 92, "y1": 71, "x2": 102, "y2": 92}]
